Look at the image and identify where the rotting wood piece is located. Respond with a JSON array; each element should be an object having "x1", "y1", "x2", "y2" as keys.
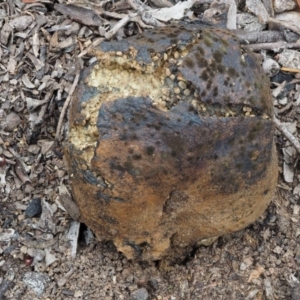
[{"x1": 64, "y1": 23, "x2": 278, "y2": 262}]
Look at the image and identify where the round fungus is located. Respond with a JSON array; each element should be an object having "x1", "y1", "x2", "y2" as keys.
[{"x1": 64, "y1": 23, "x2": 277, "y2": 262}]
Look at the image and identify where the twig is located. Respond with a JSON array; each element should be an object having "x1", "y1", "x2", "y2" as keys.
[
  {"x1": 78, "y1": 37, "x2": 104, "y2": 58},
  {"x1": 276, "y1": 101, "x2": 293, "y2": 114},
  {"x1": 227, "y1": 0, "x2": 237, "y2": 30},
  {"x1": 243, "y1": 40, "x2": 300, "y2": 52},
  {"x1": 274, "y1": 117, "x2": 300, "y2": 154},
  {"x1": 131, "y1": 15, "x2": 154, "y2": 29},
  {"x1": 149, "y1": 0, "x2": 173, "y2": 8},
  {"x1": 55, "y1": 73, "x2": 80, "y2": 141},
  {"x1": 105, "y1": 13, "x2": 137, "y2": 40},
  {"x1": 101, "y1": 10, "x2": 127, "y2": 19},
  {"x1": 15, "y1": 163, "x2": 31, "y2": 183},
  {"x1": 127, "y1": 0, "x2": 164, "y2": 27},
  {"x1": 35, "y1": 90, "x2": 53, "y2": 127},
  {"x1": 281, "y1": 67, "x2": 300, "y2": 73},
  {"x1": 269, "y1": 17, "x2": 300, "y2": 37},
  {"x1": 22, "y1": 236, "x2": 58, "y2": 249},
  {"x1": 127, "y1": 0, "x2": 152, "y2": 11},
  {"x1": 140, "y1": 11, "x2": 164, "y2": 27},
  {"x1": 0, "y1": 270, "x2": 14, "y2": 300},
  {"x1": 235, "y1": 30, "x2": 284, "y2": 44},
  {"x1": 8, "y1": 147, "x2": 30, "y2": 173}
]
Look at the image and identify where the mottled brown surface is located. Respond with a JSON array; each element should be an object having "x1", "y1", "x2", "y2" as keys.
[{"x1": 65, "y1": 23, "x2": 278, "y2": 261}]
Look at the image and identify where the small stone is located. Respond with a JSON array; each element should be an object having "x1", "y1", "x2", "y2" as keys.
[
  {"x1": 174, "y1": 87, "x2": 180, "y2": 94},
  {"x1": 126, "y1": 274, "x2": 134, "y2": 283},
  {"x1": 183, "y1": 89, "x2": 190, "y2": 96},
  {"x1": 18, "y1": 214, "x2": 25, "y2": 221},
  {"x1": 25, "y1": 198, "x2": 42, "y2": 218},
  {"x1": 178, "y1": 81, "x2": 187, "y2": 90},
  {"x1": 74, "y1": 290, "x2": 83, "y2": 298},
  {"x1": 131, "y1": 288, "x2": 149, "y2": 300},
  {"x1": 148, "y1": 278, "x2": 159, "y2": 290},
  {"x1": 20, "y1": 245, "x2": 28, "y2": 254},
  {"x1": 3, "y1": 112, "x2": 21, "y2": 132},
  {"x1": 23, "y1": 272, "x2": 50, "y2": 296},
  {"x1": 273, "y1": 246, "x2": 282, "y2": 254},
  {"x1": 279, "y1": 97, "x2": 288, "y2": 105}
]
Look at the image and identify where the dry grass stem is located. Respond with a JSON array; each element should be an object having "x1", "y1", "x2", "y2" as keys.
[{"x1": 55, "y1": 73, "x2": 80, "y2": 141}]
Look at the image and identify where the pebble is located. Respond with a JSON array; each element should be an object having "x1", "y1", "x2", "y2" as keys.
[
  {"x1": 183, "y1": 89, "x2": 190, "y2": 96},
  {"x1": 23, "y1": 271, "x2": 50, "y2": 296},
  {"x1": 240, "y1": 262, "x2": 247, "y2": 271},
  {"x1": 174, "y1": 87, "x2": 180, "y2": 94},
  {"x1": 148, "y1": 278, "x2": 159, "y2": 290},
  {"x1": 3, "y1": 112, "x2": 21, "y2": 132},
  {"x1": 131, "y1": 288, "x2": 149, "y2": 300},
  {"x1": 178, "y1": 81, "x2": 187, "y2": 90},
  {"x1": 74, "y1": 290, "x2": 83, "y2": 298},
  {"x1": 25, "y1": 198, "x2": 42, "y2": 218}
]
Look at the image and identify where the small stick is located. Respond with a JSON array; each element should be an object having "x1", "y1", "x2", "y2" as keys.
[
  {"x1": 55, "y1": 73, "x2": 80, "y2": 141},
  {"x1": 127, "y1": 0, "x2": 164, "y2": 27},
  {"x1": 0, "y1": 280, "x2": 13, "y2": 299},
  {"x1": 274, "y1": 117, "x2": 300, "y2": 154},
  {"x1": 281, "y1": 67, "x2": 300, "y2": 73},
  {"x1": 0, "y1": 269, "x2": 14, "y2": 299},
  {"x1": 78, "y1": 37, "x2": 104, "y2": 58},
  {"x1": 243, "y1": 40, "x2": 300, "y2": 52},
  {"x1": 269, "y1": 17, "x2": 300, "y2": 37},
  {"x1": 101, "y1": 11, "x2": 127, "y2": 19},
  {"x1": 105, "y1": 14, "x2": 134, "y2": 40},
  {"x1": 131, "y1": 15, "x2": 153, "y2": 29},
  {"x1": 127, "y1": 0, "x2": 152, "y2": 11}
]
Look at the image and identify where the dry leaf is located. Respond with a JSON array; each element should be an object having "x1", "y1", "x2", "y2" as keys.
[
  {"x1": 275, "y1": 11, "x2": 300, "y2": 31},
  {"x1": 22, "y1": 0, "x2": 41, "y2": 2},
  {"x1": 150, "y1": 0, "x2": 173, "y2": 8},
  {"x1": 283, "y1": 162, "x2": 294, "y2": 183},
  {"x1": 248, "y1": 265, "x2": 264, "y2": 282},
  {"x1": 246, "y1": 0, "x2": 269, "y2": 24},
  {"x1": 149, "y1": 0, "x2": 195, "y2": 21},
  {"x1": 273, "y1": 0, "x2": 296, "y2": 13},
  {"x1": 32, "y1": 32, "x2": 40, "y2": 57},
  {"x1": 264, "y1": 278, "x2": 274, "y2": 299},
  {"x1": 66, "y1": 221, "x2": 80, "y2": 258},
  {"x1": 9, "y1": 15, "x2": 33, "y2": 31},
  {"x1": 278, "y1": 49, "x2": 300, "y2": 70},
  {"x1": 262, "y1": 228, "x2": 271, "y2": 241}
]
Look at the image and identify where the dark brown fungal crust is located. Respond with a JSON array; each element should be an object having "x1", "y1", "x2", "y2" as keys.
[{"x1": 64, "y1": 23, "x2": 277, "y2": 261}]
